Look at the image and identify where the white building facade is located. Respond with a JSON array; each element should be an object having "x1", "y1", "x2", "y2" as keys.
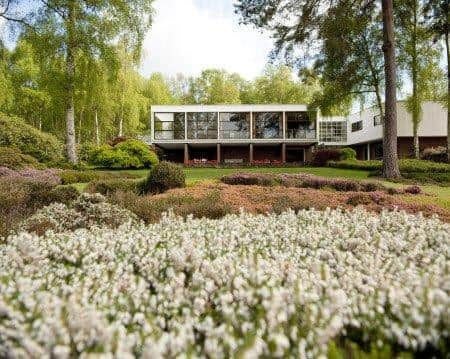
[{"x1": 150, "y1": 102, "x2": 447, "y2": 164}]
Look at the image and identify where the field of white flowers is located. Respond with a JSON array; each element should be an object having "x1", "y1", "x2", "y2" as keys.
[{"x1": 0, "y1": 208, "x2": 449, "y2": 358}]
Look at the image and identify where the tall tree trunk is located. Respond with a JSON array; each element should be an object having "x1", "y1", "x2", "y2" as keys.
[
  {"x1": 65, "y1": 1, "x2": 77, "y2": 164},
  {"x1": 446, "y1": 31, "x2": 450, "y2": 163},
  {"x1": 411, "y1": 1, "x2": 420, "y2": 159},
  {"x1": 95, "y1": 110, "x2": 100, "y2": 145},
  {"x1": 381, "y1": 0, "x2": 401, "y2": 178}
]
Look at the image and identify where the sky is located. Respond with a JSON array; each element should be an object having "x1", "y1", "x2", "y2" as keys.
[{"x1": 140, "y1": 0, "x2": 275, "y2": 80}]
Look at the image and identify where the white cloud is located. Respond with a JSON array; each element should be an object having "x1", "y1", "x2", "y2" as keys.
[{"x1": 140, "y1": 0, "x2": 274, "y2": 80}]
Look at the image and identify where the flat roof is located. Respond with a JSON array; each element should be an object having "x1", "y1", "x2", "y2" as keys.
[{"x1": 151, "y1": 104, "x2": 309, "y2": 112}]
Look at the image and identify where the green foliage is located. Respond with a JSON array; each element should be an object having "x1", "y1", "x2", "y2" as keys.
[
  {"x1": 329, "y1": 159, "x2": 450, "y2": 181},
  {"x1": 340, "y1": 147, "x2": 357, "y2": 160},
  {"x1": 0, "y1": 113, "x2": 63, "y2": 163},
  {"x1": 141, "y1": 161, "x2": 186, "y2": 194},
  {"x1": 312, "y1": 148, "x2": 342, "y2": 166},
  {"x1": 48, "y1": 185, "x2": 80, "y2": 205},
  {"x1": 115, "y1": 140, "x2": 159, "y2": 167},
  {"x1": 59, "y1": 170, "x2": 99, "y2": 185},
  {"x1": 0, "y1": 178, "x2": 74, "y2": 236},
  {"x1": 399, "y1": 159, "x2": 450, "y2": 173},
  {"x1": 87, "y1": 140, "x2": 158, "y2": 169},
  {"x1": 86, "y1": 179, "x2": 139, "y2": 196},
  {"x1": 0, "y1": 147, "x2": 42, "y2": 169},
  {"x1": 110, "y1": 190, "x2": 233, "y2": 223},
  {"x1": 328, "y1": 160, "x2": 383, "y2": 171}
]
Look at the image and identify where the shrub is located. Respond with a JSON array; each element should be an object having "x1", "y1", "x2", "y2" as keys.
[
  {"x1": 340, "y1": 147, "x2": 357, "y2": 160},
  {"x1": 312, "y1": 148, "x2": 342, "y2": 166},
  {"x1": 0, "y1": 178, "x2": 71, "y2": 236},
  {"x1": 141, "y1": 161, "x2": 185, "y2": 194},
  {"x1": 0, "y1": 166, "x2": 61, "y2": 185},
  {"x1": 87, "y1": 140, "x2": 159, "y2": 169},
  {"x1": 115, "y1": 139, "x2": 159, "y2": 168},
  {"x1": 421, "y1": 146, "x2": 447, "y2": 163},
  {"x1": 402, "y1": 172, "x2": 450, "y2": 184},
  {"x1": 221, "y1": 173, "x2": 277, "y2": 186},
  {"x1": 328, "y1": 159, "x2": 382, "y2": 171},
  {"x1": 0, "y1": 147, "x2": 42, "y2": 169},
  {"x1": 59, "y1": 170, "x2": 99, "y2": 184},
  {"x1": 346, "y1": 193, "x2": 374, "y2": 206},
  {"x1": 0, "y1": 112, "x2": 63, "y2": 162},
  {"x1": 403, "y1": 185, "x2": 422, "y2": 195},
  {"x1": 22, "y1": 193, "x2": 138, "y2": 235},
  {"x1": 48, "y1": 185, "x2": 80, "y2": 204},
  {"x1": 86, "y1": 179, "x2": 139, "y2": 195},
  {"x1": 398, "y1": 159, "x2": 450, "y2": 173}
]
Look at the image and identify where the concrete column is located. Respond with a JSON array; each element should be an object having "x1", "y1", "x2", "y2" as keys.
[
  {"x1": 281, "y1": 143, "x2": 286, "y2": 163},
  {"x1": 249, "y1": 143, "x2": 254, "y2": 163},
  {"x1": 184, "y1": 112, "x2": 188, "y2": 140},
  {"x1": 250, "y1": 111, "x2": 253, "y2": 139},
  {"x1": 217, "y1": 143, "x2": 221, "y2": 164},
  {"x1": 282, "y1": 111, "x2": 286, "y2": 139},
  {"x1": 366, "y1": 143, "x2": 371, "y2": 160},
  {"x1": 184, "y1": 143, "x2": 189, "y2": 165}
]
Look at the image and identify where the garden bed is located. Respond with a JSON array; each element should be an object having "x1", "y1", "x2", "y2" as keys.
[{"x1": 1, "y1": 208, "x2": 448, "y2": 356}]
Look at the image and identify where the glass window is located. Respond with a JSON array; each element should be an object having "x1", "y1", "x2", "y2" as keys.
[
  {"x1": 373, "y1": 115, "x2": 382, "y2": 126},
  {"x1": 187, "y1": 112, "x2": 218, "y2": 139},
  {"x1": 319, "y1": 121, "x2": 347, "y2": 143},
  {"x1": 351, "y1": 121, "x2": 363, "y2": 132},
  {"x1": 219, "y1": 112, "x2": 250, "y2": 139},
  {"x1": 253, "y1": 112, "x2": 282, "y2": 139},
  {"x1": 286, "y1": 112, "x2": 316, "y2": 139},
  {"x1": 154, "y1": 113, "x2": 185, "y2": 140}
]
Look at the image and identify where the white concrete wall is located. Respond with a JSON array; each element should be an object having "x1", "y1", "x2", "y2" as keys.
[
  {"x1": 397, "y1": 101, "x2": 447, "y2": 137},
  {"x1": 345, "y1": 101, "x2": 447, "y2": 145},
  {"x1": 347, "y1": 107, "x2": 383, "y2": 145}
]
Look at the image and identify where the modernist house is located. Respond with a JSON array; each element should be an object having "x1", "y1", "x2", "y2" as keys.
[
  {"x1": 151, "y1": 105, "x2": 317, "y2": 164},
  {"x1": 150, "y1": 102, "x2": 447, "y2": 164}
]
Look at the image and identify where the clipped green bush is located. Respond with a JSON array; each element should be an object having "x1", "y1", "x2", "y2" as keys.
[
  {"x1": 328, "y1": 159, "x2": 382, "y2": 171},
  {"x1": 59, "y1": 170, "x2": 98, "y2": 184},
  {"x1": 141, "y1": 161, "x2": 185, "y2": 194},
  {"x1": 0, "y1": 147, "x2": 42, "y2": 169},
  {"x1": 398, "y1": 159, "x2": 450, "y2": 173},
  {"x1": 115, "y1": 139, "x2": 159, "y2": 167},
  {"x1": 340, "y1": 147, "x2": 357, "y2": 160},
  {"x1": 87, "y1": 140, "x2": 158, "y2": 169},
  {"x1": 0, "y1": 112, "x2": 63, "y2": 163},
  {"x1": 86, "y1": 179, "x2": 139, "y2": 195}
]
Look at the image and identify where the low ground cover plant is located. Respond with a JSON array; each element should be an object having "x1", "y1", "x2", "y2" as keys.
[
  {"x1": 1, "y1": 209, "x2": 448, "y2": 356},
  {"x1": 0, "y1": 178, "x2": 80, "y2": 236},
  {"x1": 140, "y1": 161, "x2": 186, "y2": 194},
  {"x1": 221, "y1": 172, "x2": 395, "y2": 193},
  {"x1": 22, "y1": 193, "x2": 137, "y2": 235},
  {"x1": 86, "y1": 178, "x2": 140, "y2": 195},
  {"x1": 0, "y1": 166, "x2": 61, "y2": 185}
]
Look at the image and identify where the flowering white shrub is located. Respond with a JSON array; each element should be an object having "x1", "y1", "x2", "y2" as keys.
[
  {"x1": 21, "y1": 193, "x2": 138, "y2": 235},
  {"x1": 0, "y1": 208, "x2": 449, "y2": 357}
]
